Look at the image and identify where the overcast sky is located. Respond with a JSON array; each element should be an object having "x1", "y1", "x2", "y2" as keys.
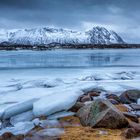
[{"x1": 0, "y1": 0, "x2": 140, "y2": 43}]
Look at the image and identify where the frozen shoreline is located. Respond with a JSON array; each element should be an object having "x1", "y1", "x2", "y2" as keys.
[
  {"x1": 0, "y1": 67, "x2": 140, "y2": 118},
  {"x1": 0, "y1": 49, "x2": 140, "y2": 135}
]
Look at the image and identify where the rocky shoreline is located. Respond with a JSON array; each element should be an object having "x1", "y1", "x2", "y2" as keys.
[
  {"x1": 1, "y1": 89, "x2": 140, "y2": 139},
  {"x1": 0, "y1": 43, "x2": 140, "y2": 51}
]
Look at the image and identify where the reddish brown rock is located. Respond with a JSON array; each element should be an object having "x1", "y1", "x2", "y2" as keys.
[
  {"x1": 106, "y1": 94, "x2": 121, "y2": 103},
  {"x1": 88, "y1": 91, "x2": 100, "y2": 97},
  {"x1": 0, "y1": 132, "x2": 24, "y2": 140},
  {"x1": 77, "y1": 99, "x2": 128, "y2": 128},
  {"x1": 129, "y1": 121, "x2": 140, "y2": 133},
  {"x1": 121, "y1": 128, "x2": 137, "y2": 139},
  {"x1": 80, "y1": 95, "x2": 92, "y2": 103},
  {"x1": 1, "y1": 132, "x2": 14, "y2": 139},
  {"x1": 70, "y1": 102, "x2": 85, "y2": 112},
  {"x1": 119, "y1": 90, "x2": 140, "y2": 104},
  {"x1": 108, "y1": 99, "x2": 119, "y2": 105},
  {"x1": 123, "y1": 112, "x2": 138, "y2": 123}
]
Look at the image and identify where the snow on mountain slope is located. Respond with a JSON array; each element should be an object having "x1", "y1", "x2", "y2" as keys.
[
  {"x1": 0, "y1": 26, "x2": 125, "y2": 45},
  {"x1": 88, "y1": 26, "x2": 124, "y2": 44}
]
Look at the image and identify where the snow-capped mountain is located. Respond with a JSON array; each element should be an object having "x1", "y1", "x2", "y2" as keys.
[{"x1": 0, "y1": 26, "x2": 125, "y2": 45}]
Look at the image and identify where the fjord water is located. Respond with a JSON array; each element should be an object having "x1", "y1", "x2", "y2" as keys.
[
  {"x1": 0, "y1": 48, "x2": 140, "y2": 81},
  {"x1": 0, "y1": 49, "x2": 139, "y2": 69}
]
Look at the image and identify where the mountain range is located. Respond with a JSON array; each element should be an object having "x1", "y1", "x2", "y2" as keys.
[{"x1": 0, "y1": 26, "x2": 125, "y2": 45}]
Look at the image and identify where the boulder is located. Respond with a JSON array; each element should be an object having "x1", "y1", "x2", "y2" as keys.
[
  {"x1": 129, "y1": 121, "x2": 140, "y2": 133},
  {"x1": 119, "y1": 90, "x2": 140, "y2": 104},
  {"x1": 106, "y1": 94, "x2": 121, "y2": 103},
  {"x1": 88, "y1": 91, "x2": 100, "y2": 97},
  {"x1": 123, "y1": 112, "x2": 138, "y2": 123},
  {"x1": 1, "y1": 132, "x2": 14, "y2": 139},
  {"x1": 80, "y1": 95, "x2": 92, "y2": 103},
  {"x1": 121, "y1": 128, "x2": 137, "y2": 139},
  {"x1": 0, "y1": 132, "x2": 24, "y2": 140},
  {"x1": 77, "y1": 99, "x2": 128, "y2": 128},
  {"x1": 70, "y1": 102, "x2": 84, "y2": 112},
  {"x1": 108, "y1": 99, "x2": 119, "y2": 105}
]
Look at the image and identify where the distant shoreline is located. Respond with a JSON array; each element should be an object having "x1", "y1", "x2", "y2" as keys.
[{"x1": 0, "y1": 44, "x2": 140, "y2": 51}]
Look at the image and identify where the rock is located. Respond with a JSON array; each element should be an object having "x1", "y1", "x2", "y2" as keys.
[
  {"x1": 88, "y1": 91, "x2": 100, "y2": 97},
  {"x1": 123, "y1": 112, "x2": 138, "y2": 123},
  {"x1": 108, "y1": 99, "x2": 119, "y2": 105},
  {"x1": 78, "y1": 89, "x2": 101, "y2": 102},
  {"x1": 121, "y1": 128, "x2": 137, "y2": 139},
  {"x1": 70, "y1": 102, "x2": 85, "y2": 112},
  {"x1": 80, "y1": 95, "x2": 92, "y2": 103},
  {"x1": 0, "y1": 132, "x2": 24, "y2": 140},
  {"x1": 129, "y1": 121, "x2": 140, "y2": 133},
  {"x1": 115, "y1": 104, "x2": 129, "y2": 112},
  {"x1": 77, "y1": 99, "x2": 128, "y2": 128},
  {"x1": 77, "y1": 95, "x2": 84, "y2": 102},
  {"x1": 106, "y1": 94, "x2": 121, "y2": 103},
  {"x1": 119, "y1": 90, "x2": 140, "y2": 104},
  {"x1": 130, "y1": 104, "x2": 140, "y2": 111},
  {"x1": 13, "y1": 135, "x2": 24, "y2": 140},
  {"x1": 1, "y1": 132, "x2": 14, "y2": 139}
]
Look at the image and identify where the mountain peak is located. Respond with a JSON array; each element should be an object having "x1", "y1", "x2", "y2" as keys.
[
  {"x1": 0, "y1": 26, "x2": 125, "y2": 45},
  {"x1": 88, "y1": 26, "x2": 124, "y2": 44}
]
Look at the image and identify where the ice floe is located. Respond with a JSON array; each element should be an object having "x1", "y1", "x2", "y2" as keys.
[
  {"x1": 10, "y1": 111, "x2": 34, "y2": 125},
  {"x1": 0, "y1": 122, "x2": 34, "y2": 135},
  {"x1": 0, "y1": 67, "x2": 140, "y2": 135},
  {"x1": 33, "y1": 89, "x2": 83, "y2": 117},
  {"x1": 47, "y1": 111, "x2": 75, "y2": 120}
]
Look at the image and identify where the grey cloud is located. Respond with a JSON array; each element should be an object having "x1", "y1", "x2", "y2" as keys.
[{"x1": 0, "y1": 0, "x2": 139, "y2": 43}]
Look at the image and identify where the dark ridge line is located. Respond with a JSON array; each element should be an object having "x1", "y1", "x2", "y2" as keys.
[{"x1": 0, "y1": 43, "x2": 140, "y2": 51}]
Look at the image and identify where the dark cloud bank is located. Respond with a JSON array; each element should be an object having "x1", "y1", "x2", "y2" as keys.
[{"x1": 0, "y1": 0, "x2": 140, "y2": 43}]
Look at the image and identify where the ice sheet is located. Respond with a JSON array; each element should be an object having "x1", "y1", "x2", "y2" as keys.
[{"x1": 0, "y1": 68, "x2": 140, "y2": 119}]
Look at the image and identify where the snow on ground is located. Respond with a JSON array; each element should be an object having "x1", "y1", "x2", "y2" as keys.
[
  {"x1": 0, "y1": 67, "x2": 140, "y2": 134},
  {"x1": 0, "y1": 67, "x2": 140, "y2": 119}
]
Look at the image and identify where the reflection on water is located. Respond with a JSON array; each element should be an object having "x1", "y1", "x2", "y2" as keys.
[
  {"x1": 88, "y1": 53, "x2": 121, "y2": 66},
  {"x1": 0, "y1": 49, "x2": 139, "y2": 68}
]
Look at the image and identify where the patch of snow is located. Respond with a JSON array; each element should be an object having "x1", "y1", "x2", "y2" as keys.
[
  {"x1": 137, "y1": 98, "x2": 140, "y2": 105},
  {"x1": 36, "y1": 128, "x2": 65, "y2": 137},
  {"x1": 33, "y1": 89, "x2": 83, "y2": 117},
  {"x1": 2, "y1": 99, "x2": 37, "y2": 119},
  {"x1": 10, "y1": 111, "x2": 34, "y2": 126},
  {"x1": 47, "y1": 111, "x2": 75, "y2": 120},
  {"x1": 39, "y1": 119, "x2": 61, "y2": 128}
]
